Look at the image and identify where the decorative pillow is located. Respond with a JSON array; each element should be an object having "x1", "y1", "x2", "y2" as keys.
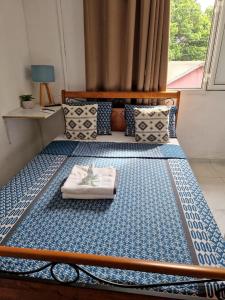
[
  {"x1": 168, "y1": 106, "x2": 177, "y2": 138},
  {"x1": 111, "y1": 108, "x2": 126, "y2": 131},
  {"x1": 62, "y1": 104, "x2": 98, "y2": 140},
  {"x1": 65, "y1": 99, "x2": 112, "y2": 135},
  {"x1": 134, "y1": 107, "x2": 170, "y2": 143},
  {"x1": 125, "y1": 104, "x2": 177, "y2": 138}
]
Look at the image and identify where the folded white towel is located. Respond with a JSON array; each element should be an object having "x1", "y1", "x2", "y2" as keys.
[
  {"x1": 62, "y1": 193, "x2": 115, "y2": 200},
  {"x1": 71, "y1": 165, "x2": 115, "y2": 177},
  {"x1": 61, "y1": 165, "x2": 116, "y2": 199}
]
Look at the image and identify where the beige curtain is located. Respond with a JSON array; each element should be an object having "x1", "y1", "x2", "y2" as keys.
[{"x1": 84, "y1": 0, "x2": 170, "y2": 96}]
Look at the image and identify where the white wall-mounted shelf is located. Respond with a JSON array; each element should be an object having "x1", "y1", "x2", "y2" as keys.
[
  {"x1": 2, "y1": 105, "x2": 62, "y2": 120},
  {"x1": 2, "y1": 105, "x2": 62, "y2": 146}
]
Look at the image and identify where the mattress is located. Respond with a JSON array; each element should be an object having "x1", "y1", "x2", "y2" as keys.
[{"x1": 0, "y1": 140, "x2": 224, "y2": 299}]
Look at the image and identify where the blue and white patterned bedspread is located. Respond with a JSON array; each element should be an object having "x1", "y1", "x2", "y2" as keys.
[
  {"x1": 41, "y1": 140, "x2": 186, "y2": 158},
  {"x1": 0, "y1": 141, "x2": 224, "y2": 299}
]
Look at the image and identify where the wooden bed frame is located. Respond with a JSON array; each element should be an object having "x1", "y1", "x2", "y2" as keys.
[
  {"x1": 61, "y1": 90, "x2": 181, "y2": 128},
  {"x1": 1, "y1": 90, "x2": 225, "y2": 300}
]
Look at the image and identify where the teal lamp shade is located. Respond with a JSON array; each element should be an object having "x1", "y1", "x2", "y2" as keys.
[{"x1": 31, "y1": 65, "x2": 55, "y2": 83}]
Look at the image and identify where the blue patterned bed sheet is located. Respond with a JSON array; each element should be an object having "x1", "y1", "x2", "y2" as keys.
[
  {"x1": 40, "y1": 141, "x2": 79, "y2": 156},
  {"x1": 0, "y1": 156, "x2": 225, "y2": 298},
  {"x1": 0, "y1": 154, "x2": 67, "y2": 218},
  {"x1": 41, "y1": 140, "x2": 187, "y2": 159},
  {"x1": 0, "y1": 140, "x2": 185, "y2": 223},
  {"x1": 169, "y1": 160, "x2": 225, "y2": 266}
]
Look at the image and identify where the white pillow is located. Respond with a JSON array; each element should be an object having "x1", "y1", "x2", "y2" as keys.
[
  {"x1": 134, "y1": 106, "x2": 170, "y2": 143},
  {"x1": 62, "y1": 104, "x2": 98, "y2": 140}
]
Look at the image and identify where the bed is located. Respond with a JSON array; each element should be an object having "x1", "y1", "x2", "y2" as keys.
[{"x1": 0, "y1": 90, "x2": 225, "y2": 300}]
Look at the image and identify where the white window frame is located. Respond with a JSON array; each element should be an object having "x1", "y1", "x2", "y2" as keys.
[
  {"x1": 204, "y1": 0, "x2": 225, "y2": 90},
  {"x1": 168, "y1": 0, "x2": 225, "y2": 91}
]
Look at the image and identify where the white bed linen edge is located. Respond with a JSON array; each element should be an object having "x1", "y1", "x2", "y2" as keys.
[{"x1": 54, "y1": 131, "x2": 179, "y2": 145}]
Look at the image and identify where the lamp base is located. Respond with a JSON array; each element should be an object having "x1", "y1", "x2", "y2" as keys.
[{"x1": 40, "y1": 83, "x2": 54, "y2": 107}]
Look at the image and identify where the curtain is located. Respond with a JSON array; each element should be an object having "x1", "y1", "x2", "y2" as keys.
[{"x1": 84, "y1": 0, "x2": 170, "y2": 98}]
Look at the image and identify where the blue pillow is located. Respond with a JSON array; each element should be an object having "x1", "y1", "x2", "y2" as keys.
[
  {"x1": 65, "y1": 99, "x2": 112, "y2": 135},
  {"x1": 125, "y1": 105, "x2": 177, "y2": 138}
]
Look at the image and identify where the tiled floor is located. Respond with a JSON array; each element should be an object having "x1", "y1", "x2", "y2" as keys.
[{"x1": 189, "y1": 159, "x2": 225, "y2": 239}]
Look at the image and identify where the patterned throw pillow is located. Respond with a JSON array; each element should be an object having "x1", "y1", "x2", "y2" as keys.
[
  {"x1": 65, "y1": 99, "x2": 112, "y2": 135},
  {"x1": 134, "y1": 107, "x2": 170, "y2": 143},
  {"x1": 62, "y1": 104, "x2": 98, "y2": 140},
  {"x1": 168, "y1": 106, "x2": 177, "y2": 137},
  {"x1": 125, "y1": 104, "x2": 177, "y2": 138}
]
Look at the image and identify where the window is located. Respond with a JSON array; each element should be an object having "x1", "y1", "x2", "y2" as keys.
[{"x1": 167, "y1": 0, "x2": 215, "y2": 89}]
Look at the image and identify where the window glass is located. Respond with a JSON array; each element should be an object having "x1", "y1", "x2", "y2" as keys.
[{"x1": 168, "y1": 0, "x2": 215, "y2": 89}]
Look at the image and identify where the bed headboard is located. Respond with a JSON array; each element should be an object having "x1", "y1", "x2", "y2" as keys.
[{"x1": 61, "y1": 90, "x2": 181, "y2": 128}]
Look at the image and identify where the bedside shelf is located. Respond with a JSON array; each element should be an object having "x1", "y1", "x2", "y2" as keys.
[
  {"x1": 2, "y1": 105, "x2": 62, "y2": 146},
  {"x1": 2, "y1": 105, "x2": 62, "y2": 120}
]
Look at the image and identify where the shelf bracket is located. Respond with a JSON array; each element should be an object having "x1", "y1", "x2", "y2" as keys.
[{"x1": 3, "y1": 118, "x2": 12, "y2": 144}]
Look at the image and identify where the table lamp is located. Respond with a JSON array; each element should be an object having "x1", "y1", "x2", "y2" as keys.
[{"x1": 31, "y1": 65, "x2": 55, "y2": 107}]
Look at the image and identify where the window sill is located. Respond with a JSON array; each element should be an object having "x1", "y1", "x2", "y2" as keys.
[
  {"x1": 168, "y1": 88, "x2": 225, "y2": 95},
  {"x1": 168, "y1": 88, "x2": 207, "y2": 96}
]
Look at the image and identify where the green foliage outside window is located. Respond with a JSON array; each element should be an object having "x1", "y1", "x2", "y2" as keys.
[{"x1": 169, "y1": 0, "x2": 214, "y2": 61}]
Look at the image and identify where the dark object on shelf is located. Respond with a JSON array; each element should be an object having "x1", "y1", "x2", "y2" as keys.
[{"x1": 44, "y1": 104, "x2": 62, "y2": 107}]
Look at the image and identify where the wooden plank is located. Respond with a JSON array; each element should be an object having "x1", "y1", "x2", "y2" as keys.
[
  {"x1": 0, "y1": 246, "x2": 225, "y2": 280},
  {"x1": 61, "y1": 90, "x2": 180, "y2": 102}
]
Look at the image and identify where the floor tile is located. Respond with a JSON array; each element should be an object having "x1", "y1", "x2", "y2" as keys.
[
  {"x1": 189, "y1": 160, "x2": 218, "y2": 178},
  {"x1": 197, "y1": 177, "x2": 225, "y2": 211},
  {"x1": 209, "y1": 209, "x2": 225, "y2": 239},
  {"x1": 211, "y1": 161, "x2": 225, "y2": 177},
  {"x1": 189, "y1": 160, "x2": 225, "y2": 239}
]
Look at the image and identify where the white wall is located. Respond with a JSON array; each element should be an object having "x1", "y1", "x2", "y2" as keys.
[
  {"x1": 0, "y1": 0, "x2": 42, "y2": 186},
  {"x1": 23, "y1": 0, "x2": 85, "y2": 144},
  {"x1": 178, "y1": 90, "x2": 225, "y2": 159},
  {"x1": 60, "y1": 0, "x2": 86, "y2": 90},
  {"x1": 23, "y1": 0, "x2": 85, "y2": 102},
  {"x1": 22, "y1": 0, "x2": 225, "y2": 159}
]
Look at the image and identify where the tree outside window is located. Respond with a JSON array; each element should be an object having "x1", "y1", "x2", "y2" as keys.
[{"x1": 168, "y1": 0, "x2": 214, "y2": 88}]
